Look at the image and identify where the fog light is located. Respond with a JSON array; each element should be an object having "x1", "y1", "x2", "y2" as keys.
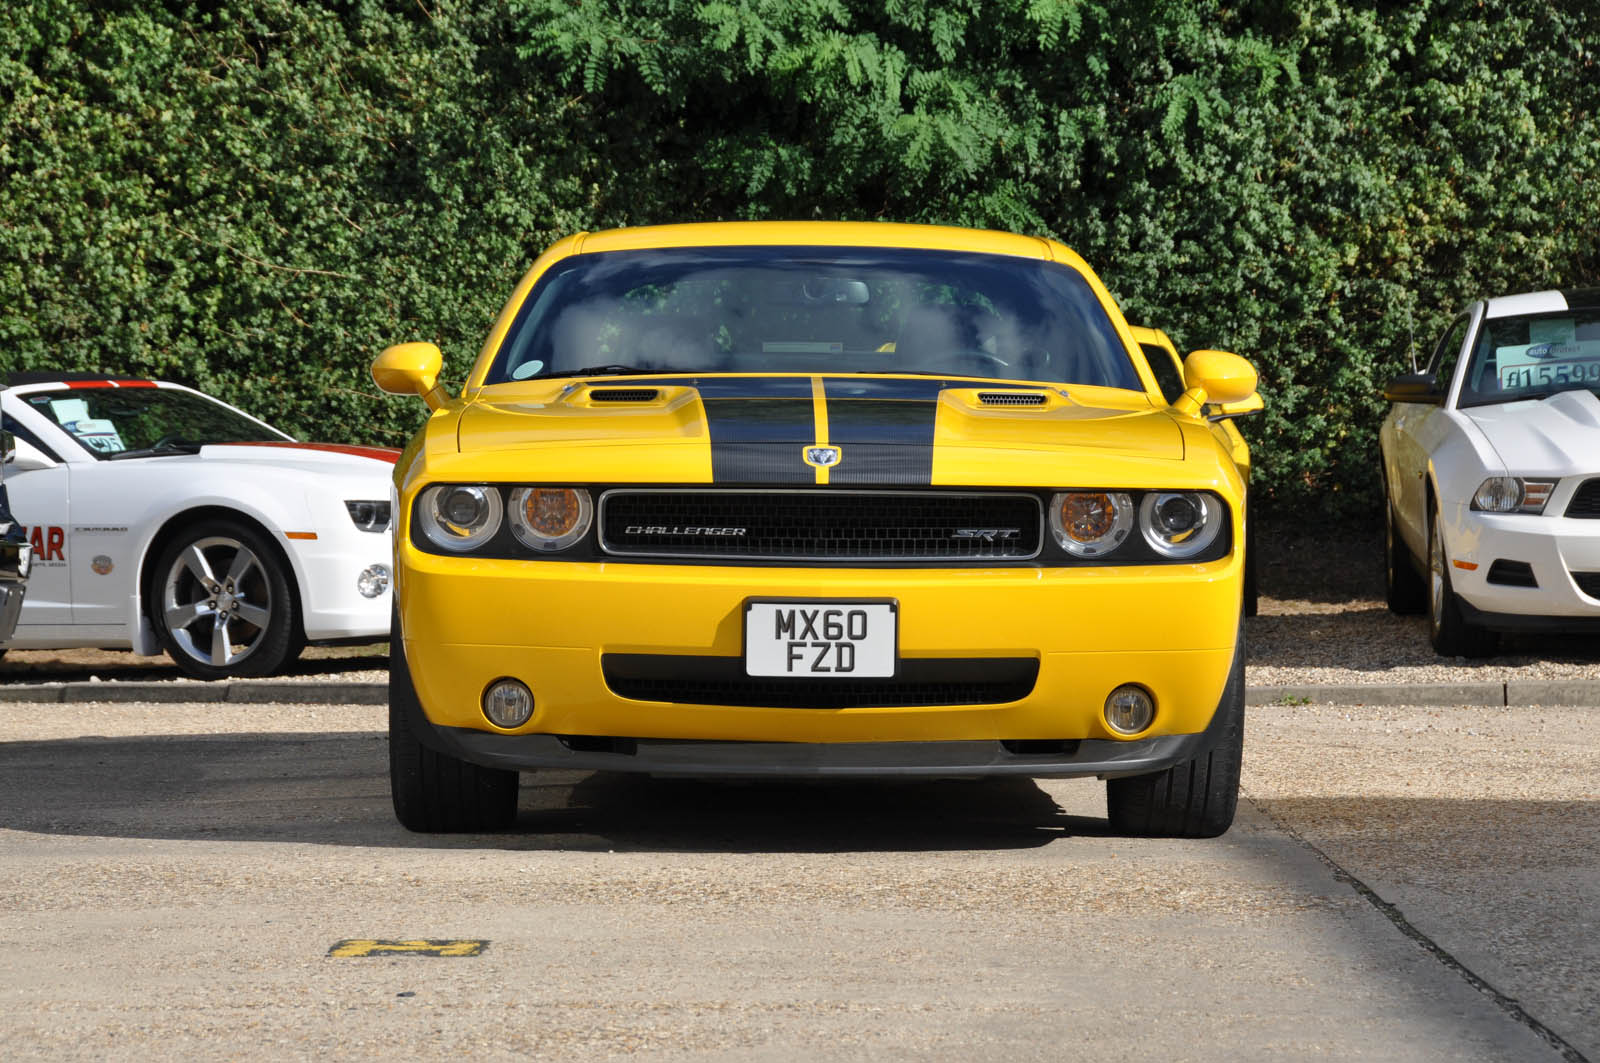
[
  {"x1": 356, "y1": 564, "x2": 390, "y2": 598},
  {"x1": 1104, "y1": 684, "x2": 1155, "y2": 735},
  {"x1": 483, "y1": 678, "x2": 534, "y2": 729}
]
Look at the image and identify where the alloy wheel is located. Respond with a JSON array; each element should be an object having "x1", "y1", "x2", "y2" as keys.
[{"x1": 161, "y1": 535, "x2": 274, "y2": 668}]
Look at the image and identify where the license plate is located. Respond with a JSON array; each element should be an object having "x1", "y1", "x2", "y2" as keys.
[{"x1": 743, "y1": 600, "x2": 898, "y2": 678}]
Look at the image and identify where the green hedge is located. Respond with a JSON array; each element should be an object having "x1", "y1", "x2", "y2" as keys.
[{"x1": 4, "y1": 1, "x2": 1597, "y2": 516}]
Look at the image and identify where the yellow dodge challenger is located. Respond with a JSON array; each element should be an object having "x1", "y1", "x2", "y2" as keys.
[{"x1": 372, "y1": 221, "x2": 1260, "y2": 836}]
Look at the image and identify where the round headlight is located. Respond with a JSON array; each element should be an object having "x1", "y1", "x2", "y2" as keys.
[
  {"x1": 1139, "y1": 491, "x2": 1223, "y2": 558},
  {"x1": 1050, "y1": 491, "x2": 1134, "y2": 557},
  {"x1": 1472, "y1": 476, "x2": 1522, "y2": 512},
  {"x1": 508, "y1": 487, "x2": 593, "y2": 551},
  {"x1": 418, "y1": 484, "x2": 503, "y2": 551}
]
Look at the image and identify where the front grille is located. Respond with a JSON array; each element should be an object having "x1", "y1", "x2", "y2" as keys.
[
  {"x1": 1574, "y1": 572, "x2": 1600, "y2": 600},
  {"x1": 977, "y1": 392, "x2": 1047, "y2": 406},
  {"x1": 1487, "y1": 560, "x2": 1538, "y2": 587},
  {"x1": 1567, "y1": 479, "x2": 1600, "y2": 518},
  {"x1": 599, "y1": 489, "x2": 1043, "y2": 561},
  {"x1": 590, "y1": 388, "x2": 661, "y2": 402},
  {"x1": 602, "y1": 654, "x2": 1039, "y2": 708}
]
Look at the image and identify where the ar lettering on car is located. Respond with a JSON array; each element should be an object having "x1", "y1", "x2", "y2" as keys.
[{"x1": 25, "y1": 525, "x2": 66, "y2": 563}]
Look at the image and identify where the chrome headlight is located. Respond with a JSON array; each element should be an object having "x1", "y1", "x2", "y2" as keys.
[
  {"x1": 1049, "y1": 491, "x2": 1134, "y2": 557},
  {"x1": 507, "y1": 487, "x2": 592, "y2": 551},
  {"x1": 1471, "y1": 477, "x2": 1556, "y2": 514},
  {"x1": 418, "y1": 485, "x2": 503, "y2": 551},
  {"x1": 1139, "y1": 491, "x2": 1223, "y2": 559}
]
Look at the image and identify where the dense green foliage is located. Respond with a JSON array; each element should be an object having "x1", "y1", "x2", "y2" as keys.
[{"x1": 4, "y1": 0, "x2": 1597, "y2": 514}]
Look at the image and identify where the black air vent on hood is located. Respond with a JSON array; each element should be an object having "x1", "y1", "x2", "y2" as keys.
[
  {"x1": 589, "y1": 388, "x2": 661, "y2": 403},
  {"x1": 977, "y1": 392, "x2": 1048, "y2": 406}
]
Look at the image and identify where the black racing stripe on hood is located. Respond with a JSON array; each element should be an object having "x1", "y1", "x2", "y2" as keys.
[
  {"x1": 635, "y1": 377, "x2": 816, "y2": 482},
  {"x1": 823, "y1": 378, "x2": 946, "y2": 485},
  {"x1": 645, "y1": 376, "x2": 816, "y2": 400},
  {"x1": 703, "y1": 398, "x2": 814, "y2": 483}
]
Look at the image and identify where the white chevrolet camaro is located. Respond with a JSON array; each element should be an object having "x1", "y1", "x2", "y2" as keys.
[
  {"x1": 0, "y1": 375, "x2": 397, "y2": 678},
  {"x1": 1380, "y1": 288, "x2": 1600, "y2": 656}
]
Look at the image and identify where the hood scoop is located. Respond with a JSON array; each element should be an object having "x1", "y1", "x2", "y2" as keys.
[
  {"x1": 588, "y1": 387, "x2": 662, "y2": 403},
  {"x1": 976, "y1": 391, "x2": 1048, "y2": 407}
]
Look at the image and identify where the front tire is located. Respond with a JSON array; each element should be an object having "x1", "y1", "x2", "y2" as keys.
[
  {"x1": 1106, "y1": 624, "x2": 1244, "y2": 838},
  {"x1": 150, "y1": 519, "x2": 303, "y2": 679},
  {"x1": 389, "y1": 621, "x2": 519, "y2": 833},
  {"x1": 1427, "y1": 511, "x2": 1497, "y2": 658}
]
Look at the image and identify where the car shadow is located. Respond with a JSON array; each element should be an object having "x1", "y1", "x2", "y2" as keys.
[
  {"x1": 0, "y1": 731, "x2": 1108, "y2": 853},
  {"x1": 1247, "y1": 607, "x2": 1600, "y2": 672}
]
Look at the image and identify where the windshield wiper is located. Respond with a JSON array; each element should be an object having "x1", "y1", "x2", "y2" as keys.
[
  {"x1": 105, "y1": 440, "x2": 204, "y2": 460},
  {"x1": 537, "y1": 365, "x2": 670, "y2": 380}
]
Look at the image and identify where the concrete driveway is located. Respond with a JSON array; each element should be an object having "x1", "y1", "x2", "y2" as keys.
[{"x1": 0, "y1": 699, "x2": 1592, "y2": 1060}]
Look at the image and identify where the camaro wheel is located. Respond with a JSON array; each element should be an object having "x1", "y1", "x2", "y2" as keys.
[
  {"x1": 1105, "y1": 624, "x2": 1244, "y2": 838},
  {"x1": 389, "y1": 618, "x2": 519, "y2": 833},
  {"x1": 1427, "y1": 511, "x2": 1497, "y2": 658},
  {"x1": 151, "y1": 519, "x2": 303, "y2": 679},
  {"x1": 1384, "y1": 493, "x2": 1426, "y2": 615}
]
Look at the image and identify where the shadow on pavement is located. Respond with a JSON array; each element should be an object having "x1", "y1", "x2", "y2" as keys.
[
  {"x1": 0, "y1": 730, "x2": 1104, "y2": 854},
  {"x1": 1247, "y1": 607, "x2": 1600, "y2": 671}
]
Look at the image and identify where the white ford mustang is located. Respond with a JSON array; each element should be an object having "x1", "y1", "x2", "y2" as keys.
[
  {"x1": 0, "y1": 375, "x2": 396, "y2": 678},
  {"x1": 1380, "y1": 288, "x2": 1600, "y2": 656}
]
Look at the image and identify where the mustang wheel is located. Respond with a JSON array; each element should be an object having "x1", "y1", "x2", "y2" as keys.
[
  {"x1": 1105, "y1": 623, "x2": 1244, "y2": 838},
  {"x1": 389, "y1": 616, "x2": 519, "y2": 833},
  {"x1": 1427, "y1": 510, "x2": 1497, "y2": 658},
  {"x1": 1384, "y1": 492, "x2": 1426, "y2": 615},
  {"x1": 151, "y1": 519, "x2": 303, "y2": 679}
]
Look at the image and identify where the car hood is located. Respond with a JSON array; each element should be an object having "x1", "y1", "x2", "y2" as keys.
[
  {"x1": 451, "y1": 376, "x2": 1189, "y2": 488},
  {"x1": 200, "y1": 442, "x2": 401, "y2": 468},
  {"x1": 1463, "y1": 389, "x2": 1600, "y2": 473}
]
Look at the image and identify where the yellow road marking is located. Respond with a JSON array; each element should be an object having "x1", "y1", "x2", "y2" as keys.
[
  {"x1": 328, "y1": 939, "x2": 487, "y2": 958},
  {"x1": 811, "y1": 375, "x2": 830, "y2": 485}
]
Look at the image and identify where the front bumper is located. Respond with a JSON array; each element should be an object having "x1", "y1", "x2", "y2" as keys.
[
  {"x1": 1442, "y1": 504, "x2": 1600, "y2": 623},
  {"x1": 396, "y1": 544, "x2": 1244, "y2": 751}
]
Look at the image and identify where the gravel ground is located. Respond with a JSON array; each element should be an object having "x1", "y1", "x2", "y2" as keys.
[{"x1": 3, "y1": 520, "x2": 1596, "y2": 689}]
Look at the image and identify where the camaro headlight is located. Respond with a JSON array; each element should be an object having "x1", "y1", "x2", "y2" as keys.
[
  {"x1": 508, "y1": 487, "x2": 592, "y2": 551},
  {"x1": 418, "y1": 485, "x2": 503, "y2": 551},
  {"x1": 344, "y1": 499, "x2": 391, "y2": 532},
  {"x1": 1471, "y1": 476, "x2": 1556, "y2": 514},
  {"x1": 1139, "y1": 491, "x2": 1223, "y2": 559},
  {"x1": 1049, "y1": 491, "x2": 1134, "y2": 557}
]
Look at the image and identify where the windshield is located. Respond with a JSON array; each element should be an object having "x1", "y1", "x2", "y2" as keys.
[
  {"x1": 1459, "y1": 310, "x2": 1600, "y2": 408},
  {"x1": 486, "y1": 246, "x2": 1142, "y2": 390},
  {"x1": 21, "y1": 386, "x2": 289, "y2": 459}
]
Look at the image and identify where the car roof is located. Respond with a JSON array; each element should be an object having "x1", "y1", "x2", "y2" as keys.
[
  {"x1": 572, "y1": 220, "x2": 1058, "y2": 261},
  {"x1": 4, "y1": 372, "x2": 162, "y2": 388},
  {"x1": 1482, "y1": 288, "x2": 1600, "y2": 318}
]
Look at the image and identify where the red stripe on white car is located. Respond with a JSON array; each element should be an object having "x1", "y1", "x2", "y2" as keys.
[{"x1": 228, "y1": 441, "x2": 402, "y2": 464}]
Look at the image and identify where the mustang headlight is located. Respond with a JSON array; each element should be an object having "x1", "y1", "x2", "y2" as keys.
[
  {"x1": 1050, "y1": 491, "x2": 1134, "y2": 557},
  {"x1": 1471, "y1": 477, "x2": 1556, "y2": 514},
  {"x1": 418, "y1": 485, "x2": 503, "y2": 551},
  {"x1": 508, "y1": 487, "x2": 592, "y2": 551},
  {"x1": 1139, "y1": 491, "x2": 1223, "y2": 559}
]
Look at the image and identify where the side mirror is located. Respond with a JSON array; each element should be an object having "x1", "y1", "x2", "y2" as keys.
[
  {"x1": 1174, "y1": 350, "x2": 1258, "y2": 415},
  {"x1": 1382, "y1": 373, "x2": 1444, "y2": 405},
  {"x1": 1211, "y1": 391, "x2": 1264, "y2": 421},
  {"x1": 372, "y1": 342, "x2": 448, "y2": 411},
  {"x1": 4, "y1": 435, "x2": 57, "y2": 472}
]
